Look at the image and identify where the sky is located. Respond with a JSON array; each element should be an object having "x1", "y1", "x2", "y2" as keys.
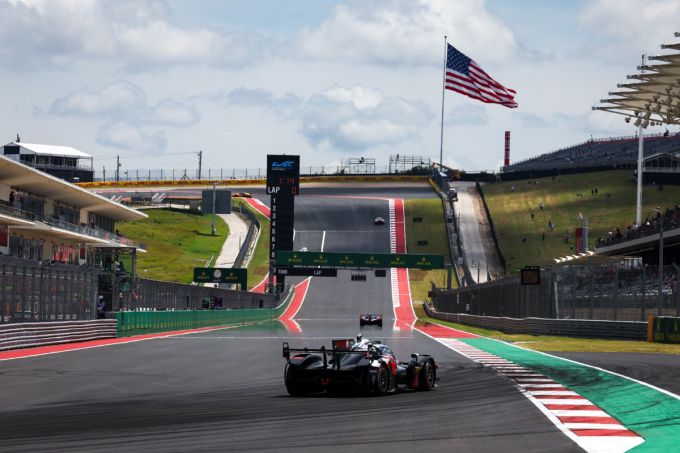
[{"x1": 2, "y1": 0, "x2": 680, "y2": 176}]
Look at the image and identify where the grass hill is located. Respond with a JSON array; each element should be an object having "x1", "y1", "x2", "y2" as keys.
[
  {"x1": 117, "y1": 209, "x2": 228, "y2": 283},
  {"x1": 482, "y1": 170, "x2": 680, "y2": 272}
]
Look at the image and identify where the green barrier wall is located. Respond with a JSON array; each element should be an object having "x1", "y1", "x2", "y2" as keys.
[
  {"x1": 653, "y1": 316, "x2": 680, "y2": 343},
  {"x1": 117, "y1": 291, "x2": 293, "y2": 336}
]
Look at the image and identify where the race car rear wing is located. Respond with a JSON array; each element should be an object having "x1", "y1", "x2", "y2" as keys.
[{"x1": 283, "y1": 342, "x2": 377, "y2": 369}]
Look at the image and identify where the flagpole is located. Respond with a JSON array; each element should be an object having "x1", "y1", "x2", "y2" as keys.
[{"x1": 439, "y1": 35, "x2": 447, "y2": 169}]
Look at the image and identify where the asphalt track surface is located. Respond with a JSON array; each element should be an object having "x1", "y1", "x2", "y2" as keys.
[{"x1": 2, "y1": 188, "x2": 584, "y2": 452}]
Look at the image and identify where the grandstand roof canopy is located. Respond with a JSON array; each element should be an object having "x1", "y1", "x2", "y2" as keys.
[
  {"x1": 595, "y1": 32, "x2": 680, "y2": 126},
  {"x1": 5, "y1": 142, "x2": 92, "y2": 158}
]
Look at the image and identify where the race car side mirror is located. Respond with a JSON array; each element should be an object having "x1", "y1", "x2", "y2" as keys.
[{"x1": 283, "y1": 342, "x2": 290, "y2": 359}]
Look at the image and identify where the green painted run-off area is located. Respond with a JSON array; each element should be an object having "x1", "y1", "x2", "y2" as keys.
[{"x1": 461, "y1": 337, "x2": 680, "y2": 451}]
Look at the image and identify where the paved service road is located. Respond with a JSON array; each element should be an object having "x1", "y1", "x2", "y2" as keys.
[
  {"x1": 0, "y1": 190, "x2": 580, "y2": 452},
  {"x1": 451, "y1": 182, "x2": 489, "y2": 283}
]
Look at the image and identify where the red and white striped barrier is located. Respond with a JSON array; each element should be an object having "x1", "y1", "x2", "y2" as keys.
[{"x1": 0, "y1": 320, "x2": 117, "y2": 351}]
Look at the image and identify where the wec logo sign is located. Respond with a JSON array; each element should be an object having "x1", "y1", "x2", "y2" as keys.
[{"x1": 272, "y1": 160, "x2": 295, "y2": 169}]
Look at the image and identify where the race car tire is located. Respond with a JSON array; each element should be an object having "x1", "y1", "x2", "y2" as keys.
[
  {"x1": 377, "y1": 320, "x2": 383, "y2": 327},
  {"x1": 284, "y1": 364, "x2": 308, "y2": 397},
  {"x1": 419, "y1": 359, "x2": 436, "y2": 391},
  {"x1": 375, "y1": 364, "x2": 390, "y2": 395}
]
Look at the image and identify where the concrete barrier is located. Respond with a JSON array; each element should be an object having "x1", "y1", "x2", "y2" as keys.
[
  {"x1": 0, "y1": 320, "x2": 117, "y2": 351},
  {"x1": 424, "y1": 304, "x2": 646, "y2": 340}
]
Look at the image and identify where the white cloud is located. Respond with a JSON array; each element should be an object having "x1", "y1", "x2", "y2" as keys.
[
  {"x1": 142, "y1": 99, "x2": 200, "y2": 127},
  {"x1": 294, "y1": 0, "x2": 517, "y2": 65},
  {"x1": 297, "y1": 86, "x2": 433, "y2": 150},
  {"x1": 579, "y1": 0, "x2": 680, "y2": 62},
  {"x1": 49, "y1": 82, "x2": 146, "y2": 116},
  {"x1": 48, "y1": 81, "x2": 199, "y2": 127},
  {"x1": 445, "y1": 104, "x2": 489, "y2": 126},
  {"x1": 97, "y1": 120, "x2": 166, "y2": 152},
  {"x1": 224, "y1": 84, "x2": 432, "y2": 150},
  {"x1": 0, "y1": 0, "x2": 267, "y2": 68},
  {"x1": 323, "y1": 86, "x2": 383, "y2": 111}
]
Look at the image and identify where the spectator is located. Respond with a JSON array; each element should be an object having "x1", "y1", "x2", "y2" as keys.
[
  {"x1": 97, "y1": 296, "x2": 106, "y2": 319},
  {"x1": 539, "y1": 202, "x2": 544, "y2": 211},
  {"x1": 530, "y1": 212, "x2": 535, "y2": 221}
]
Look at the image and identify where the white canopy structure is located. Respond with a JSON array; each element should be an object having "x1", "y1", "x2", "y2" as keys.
[
  {"x1": 594, "y1": 31, "x2": 680, "y2": 225},
  {"x1": 595, "y1": 32, "x2": 680, "y2": 126}
]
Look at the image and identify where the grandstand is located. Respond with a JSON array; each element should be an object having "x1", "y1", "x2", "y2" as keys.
[{"x1": 503, "y1": 132, "x2": 680, "y2": 173}]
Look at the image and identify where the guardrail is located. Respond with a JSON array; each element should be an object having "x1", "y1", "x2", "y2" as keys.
[
  {"x1": 428, "y1": 177, "x2": 461, "y2": 287},
  {"x1": 0, "y1": 319, "x2": 117, "y2": 351},
  {"x1": 475, "y1": 181, "x2": 507, "y2": 275},
  {"x1": 424, "y1": 304, "x2": 646, "y2": 341},
  {"x1": 78, "y1": 174, "x2": 430, "y2": 189},
  {"x1": 116, "y1": 286, "x2": 294, "y2": 336}
]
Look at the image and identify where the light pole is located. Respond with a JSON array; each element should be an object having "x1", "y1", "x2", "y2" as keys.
[
  {"x1": 658, "y1": 214, "x2": 664, "y2": 316},
  {"x1": 211, "y1": 182, "x2": 216, "y2": 236}
]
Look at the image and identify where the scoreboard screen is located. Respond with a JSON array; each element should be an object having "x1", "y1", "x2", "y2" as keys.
[{"x1": 266, "y1": 155, "x2": 300, "y2": 196}]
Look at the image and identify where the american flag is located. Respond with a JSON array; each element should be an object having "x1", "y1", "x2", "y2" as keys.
[{"x1": 445, "y1": 44, "x2": 517, "y2": 108}]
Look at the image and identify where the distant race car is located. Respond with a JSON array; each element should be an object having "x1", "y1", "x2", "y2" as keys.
[
  {"x1": 283, "y1": 334, "x2": 437, "y2": 396},
  {"x1": 233, "y1": 192, "x2": 252, "y2": 198},
  {"x1": 359, "y1": 313, "x2": 383, "y2": 327},
  {"x1": 374, "y1": 216, "x2": 385, "y2": 225},
  {"x1": 299, "y1": 246, "x2": 309, "y2": 252}
]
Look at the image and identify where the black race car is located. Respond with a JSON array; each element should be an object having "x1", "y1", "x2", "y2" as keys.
[
  {"x1": 360, "y1": 313, "x2": 383, "y2": 327},
  {"x1": 283, "y1": 334, "x2": 437, "y2": 396},
  {"x1": 374, "y1": 216, "x2": 385, "y2": 225}
]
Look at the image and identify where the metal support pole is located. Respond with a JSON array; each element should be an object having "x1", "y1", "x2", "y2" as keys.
[
  {"x1": 658, "y1": 217, "x2": 664, "y2": 316},
  {"x1": 211, "y1": 182, "x2": 217, "y2": 236},
  {"x1": 636, "y1": 124, "x2": 644, "y2": 225},
  {"x1": 636, "y1": 54, "x2": 646, "y2": 226},
  {"x1": 198, "y1": 150, "x2": 203, "y2": 180}
]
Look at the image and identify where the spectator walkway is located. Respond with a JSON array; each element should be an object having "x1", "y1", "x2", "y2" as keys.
[
  {"x1": 455, "y1": 184, "x2": 490, "y2": 283},
  {"x1": 214, "y1": 213, "x2": 250, "y2": 268}
]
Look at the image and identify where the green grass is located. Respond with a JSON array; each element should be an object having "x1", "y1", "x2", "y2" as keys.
[
  {"x1": 117, "y1": 209, "x2": 228, "y2": 283},
  {"x1": 483, "y1": 170, "x2": 680, "y2": 272},
  {"x1": 404, "y1": 198, "x2": 453, "y2": 301},
  {"x1": 413, "y1": 303, "x2": 680, "y2": 354},
  {"x1": 233, "y1": 201, "x2": 270, "y2": 290}
]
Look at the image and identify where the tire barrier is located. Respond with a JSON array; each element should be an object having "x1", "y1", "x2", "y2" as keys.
[
  {"x1": 0, "y1": 319, "x2": 117, "y2": 351},
  {"x1": 424, "y1": 304, "x2": 646, "y2": 341},
  {"x1": 648, "y1": 315, "x2": 680, "y2": 343}
]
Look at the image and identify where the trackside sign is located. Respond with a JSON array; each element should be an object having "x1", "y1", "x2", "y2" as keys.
[{"x1": 276, "y1": 251, "x2": 445, "y2": 270}]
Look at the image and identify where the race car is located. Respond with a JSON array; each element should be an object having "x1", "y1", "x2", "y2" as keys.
[
  {"x1": 233, "y1": 192, "x2": 252, "y2": 198},
  {"x1": 283, "y1": 334, "x2": 437, "y2": 396},
  {"x1": 359, "y1": 313, "x2": 383, "y2": 327},
  {"x1": 374, "y1": 216, "x2": 385, "y2": 225}
]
